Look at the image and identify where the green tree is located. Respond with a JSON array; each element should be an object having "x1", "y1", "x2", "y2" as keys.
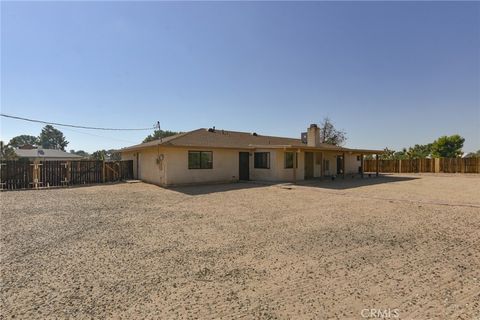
[
  {"x1": 143, "y1": 129, "x2": 179, "y2": 143},
  {"x1": 380, "y1": 148, "x2": 396, "y2": 160},
  {"x1": 8, "y1": 135, "x2": 39, "y2": 148},
  {"x1": 91, "y1": 150, "x2": 107, "y2": 160},
  {"x1": 431, "y1": 135, "x2": 465, "y2": 158},
  {"x1": 0, "y1": 141, "x2": 17, "y2": 160},
  {"x1": 90, "y1": 149, "x2": 121, "y2": 160},
  {"x1": 69, "y1": 150, "x2": 90, "y2": 158},
  {"x1": 393, "y1": 148, "x2": 408, "y2": 160},
  {"x1": 39, "y1": 125, "x2": 69, "y2": 150},
  {"x1": 406, "y1": 144, "x2": 432, "y2": 159},
  {"x1": 318, "y1": 117, "x2": 347, "y2": 146},
  {"x1": 107, "y1": 149, "x2": 121, "y2": 161}
]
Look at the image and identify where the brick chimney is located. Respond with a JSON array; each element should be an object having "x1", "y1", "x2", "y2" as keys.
[{"x1": 307, "y1": 124, "x2": 320, "y2": 147}]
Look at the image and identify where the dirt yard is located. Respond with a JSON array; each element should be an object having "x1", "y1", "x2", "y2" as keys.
[{"x1": 1, "y1": 174, "x2": 479, "y2": 319}]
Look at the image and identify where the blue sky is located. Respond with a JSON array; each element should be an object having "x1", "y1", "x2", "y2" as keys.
[{"x1": 1, "y1": 1, "x2": 479, "y2": 153}]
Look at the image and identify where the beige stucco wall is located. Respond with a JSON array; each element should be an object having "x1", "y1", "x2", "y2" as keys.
[
  {"x1": 317, "y1": 152, "x2": 362, "y2": 176},
  {"x1": 165, "y1": 147, "x2": 241, "y2": 186},
  {"x1": 121, "y1": 147, "x2": 166, "y2": 185},
  {"x1": 322, "y1": 152, "x2": 338, "y2": 176},
  {"x1": 250, "y1": 149, "x2": 305, "y2": 182},
  {"x1": 123, "y1": 147, "x2": 244, "y2": 186},
  {"x1": 344, "y1": 153, "x2": 361, "y2": 174},
  {"x1": 122, "y1": 146, "x2": 368, "y2": 186},
  {"x1": 123, "y1": 147, "x2": 311, "y2": 186}
]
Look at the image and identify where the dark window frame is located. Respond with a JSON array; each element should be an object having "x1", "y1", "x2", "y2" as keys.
[
  {"x1": 254, "y1": 152, "x2": 270, "y2": 169},
  {"x1": 188, "y1": 151, "x2": 213, "y2": 169},
  {"x1": 284, "y1": 152, "x2": 298, "y2": 169}
]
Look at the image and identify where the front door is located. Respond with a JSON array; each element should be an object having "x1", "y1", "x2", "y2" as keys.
[
  {"x1": 337, "y1": 156, "x2": 343, "y2": 174},
  {"x1": 304, "y1": 152, "x2": 314, "y2": 179},
  {"x1": 239, "y1": 152, "x2": 249, "y2": 180}
]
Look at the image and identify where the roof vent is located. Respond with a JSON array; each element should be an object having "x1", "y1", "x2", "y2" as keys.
[{"x1": 252, "y1": 132, "x2": 258, "y2": 136}]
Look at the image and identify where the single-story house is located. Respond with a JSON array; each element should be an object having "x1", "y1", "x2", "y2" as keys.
[
  {"x1": 120, "y1": 124, "x2": 383, "y2": 186},
  {"x1": 15, "y1": 148, "x2": 84, "y2": 161}
]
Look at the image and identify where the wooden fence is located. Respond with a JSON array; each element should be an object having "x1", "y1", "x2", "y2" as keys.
[
  {"x1": 0, "y1": 160, "x2": 133, "y2": 190},
  {"x1": 363, "y1": 158, "x2": 480, "y2": 174},
  {"x1": 439, "y1": 158, "x2": 480, "y2": 173}
]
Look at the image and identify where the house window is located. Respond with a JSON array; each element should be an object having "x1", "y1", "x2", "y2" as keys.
[
  {"x1": 323, "y1": 159, "x2": 330, "y2": 171},
  {"x1": 254, "y1": 152, "x2": 270, "y2": 169},
  {"x1": 284, "y1": 152, "x2": 298, "y2": 169},
  {"x1": 188, "y1": 151, "x2": 213, "y2": 169},
  {"x1": 357, "y1": 155, "x2": 361, "y2": 161}
]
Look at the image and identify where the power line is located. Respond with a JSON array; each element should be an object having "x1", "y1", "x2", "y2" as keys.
[
  {"x1": 1, "y1": 113, "x2": 158, "y2": 131},
  {"x1": 60, "y1": 126, "x2": 138, "y2": 144}
]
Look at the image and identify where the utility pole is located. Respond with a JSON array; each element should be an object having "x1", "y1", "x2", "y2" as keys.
[{"x1": 156, "y1": 121, "x2": 162, "y2": 142}]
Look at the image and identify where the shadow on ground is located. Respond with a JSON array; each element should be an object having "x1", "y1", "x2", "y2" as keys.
[
  {"x1": 169, "y1": 175, "x2": 419, "y2": 195},
  {"x1": 169, "y1": 181, "x2": 269, "y2": 196},
  {"x1": 295, "y1": 174, "x2": 419, "y2": 190}
]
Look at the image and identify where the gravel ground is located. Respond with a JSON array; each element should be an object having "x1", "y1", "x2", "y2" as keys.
[{"x1": 1, "y1": 174, "x2": 479, "y2": 319}]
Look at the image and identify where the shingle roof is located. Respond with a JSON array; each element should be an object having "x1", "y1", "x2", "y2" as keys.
[
  {"x1": 119, "y1": 128, "x2": 376, "y2": 152},
  {"x1": 15, "y1": 148, "x2": 84, "y2": 159}
]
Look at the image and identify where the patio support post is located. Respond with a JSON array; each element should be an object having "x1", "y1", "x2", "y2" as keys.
[
  {"x1": 376, "y1": 154, "x2": 379, "y2": 177},
  {"x1": 360, "y1": 154, "x2": 364, "y2": 178},
  {"x1": 342, "y1": 152, "x2": 346, "y2": 179}
]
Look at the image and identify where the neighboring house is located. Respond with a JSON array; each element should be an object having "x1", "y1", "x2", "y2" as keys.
[
  {"x1": 120, "y1": 124, "x2": 383, "y2": 186},
  {"x1": 14, "y1": 148, "x2": 84, "y2": 161}
]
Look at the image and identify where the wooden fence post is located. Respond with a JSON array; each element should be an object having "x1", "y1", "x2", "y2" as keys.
[
  {"x1": 29, "y1": 160, "x2": 42, "y2": 189},
  {"x1": 102, "y1": 161, "x2": 106, "y2": 183},
  {"x1": 0, "y1": 162, "x2": 5, "y2": 190}
]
